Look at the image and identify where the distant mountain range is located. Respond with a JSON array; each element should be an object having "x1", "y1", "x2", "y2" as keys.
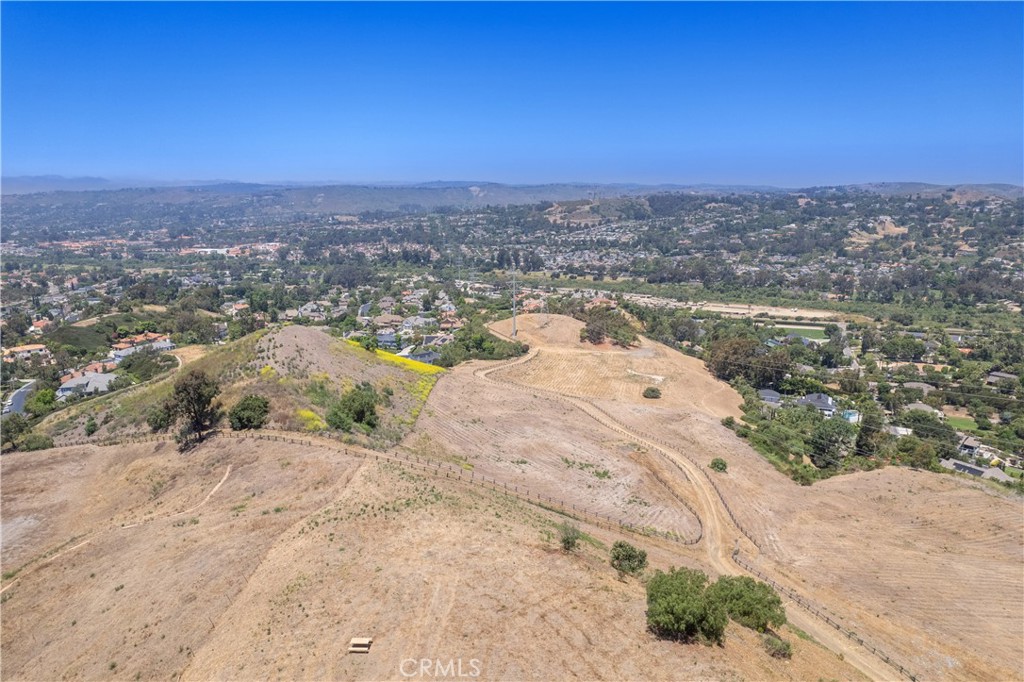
[{"x1": 2, "y1": 176, "x2": 1021, "y2": 207}]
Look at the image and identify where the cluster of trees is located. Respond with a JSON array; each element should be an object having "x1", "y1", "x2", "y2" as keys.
[
  {"x1": 0, "y1": 413, "x2": 52, "y2": 451},
  {"x1": 646, "y1": 567, "x2": 788, "y2": 655},
  {"x1": 437, "y1": 321, "x2": 528, "y2": 367},
  {"x1": 578, "y1": 306, "x2": 638, "y2": 347}
]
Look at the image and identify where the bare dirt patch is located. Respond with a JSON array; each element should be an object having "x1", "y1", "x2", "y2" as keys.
[
  {"x1": 168, "y1": 344, "x2": 209, "y2": 366},
  {"x1": 408, "y1": 360, "x2": 703, "y2": 539},
  {"x1": 490, "y1": 315, "x2": 742, "y2": 421}
]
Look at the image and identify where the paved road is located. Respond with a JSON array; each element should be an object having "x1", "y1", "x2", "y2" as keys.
[{"x1": 5, "y1": 380, "x2": 37, "y2": 415}]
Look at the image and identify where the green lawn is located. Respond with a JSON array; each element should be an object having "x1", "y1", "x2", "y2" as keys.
[
  {"x1": 1004, "y1": 466, "x2": 1023, "y2": 479},
  {"x1": 946, "y1": 415, "x2": 978, "y2": 431},
  {"x1": 776, "y1": 327, "x2": 828, "y2": 340}
]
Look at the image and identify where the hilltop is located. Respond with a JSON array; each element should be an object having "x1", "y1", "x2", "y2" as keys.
[{"x1": 37, "y1": 325, "x2": 441, "y2": 450}]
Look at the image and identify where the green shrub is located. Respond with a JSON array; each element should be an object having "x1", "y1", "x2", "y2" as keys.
[
  {"x1": 721, "y1": 416, "x2": 736, "y2": 429},
  {"x1": 762, "y1": 633, "x2": 792, "y2": 659},
  {"x1": 558, "y1": 522, "x2": 581, "y2": 552},
  {"x1": 709, "y1": 458, "x2": 728, "y2": 473},
  {"x1": 646, "y1": 566, "x2": 727, "y2": 644},
  {"x1": 84, "y1": 416, "x2": 98, "y2": 437},
  {"x1": 643, "y1": 387, "x2": 662, "y2": 399},
  {"x1": 20, "y1": 433, "x2": 55, "y2": 451},
  {"x1": 228, "y1": 394, "x2": 270, "y2": 430},
  {"x1": 325, "y1": 403, "x2": 354, "y2": 432},
  {"x1": 610, "y1": 541, "x2": 648, "y2": 576},
  {"x1": 706, "y1": 575, "x2": 786, "y2": 633},
  {"x1": 147, "y1": 405, "x2": 173, "y2": 433}
]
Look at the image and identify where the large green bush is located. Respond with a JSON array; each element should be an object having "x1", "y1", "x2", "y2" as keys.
[
  {"x1": 229, "y1": 394, "x2": 270, "y2": 430},
  {"x1": 20, "y1": 433, "x2": 55, "y2": 451},
  {"x1": 706, "y1": 575, "x2": 786, "y2": 633},
  {"x1": 610, "y1": 541, "x2": 648, "y2": 576},
  {"x1": 646, "y1": 567, "x2": 727, "y2": 644}
]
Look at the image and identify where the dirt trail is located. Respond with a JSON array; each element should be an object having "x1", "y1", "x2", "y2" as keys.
[{"x1": 478, "y1": 323, "x2": 901, "y2": 681}]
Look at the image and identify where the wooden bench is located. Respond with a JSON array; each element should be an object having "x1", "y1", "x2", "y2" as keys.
[{"x1": 348, "y1": 637, "x2": 373, "y2": 654}]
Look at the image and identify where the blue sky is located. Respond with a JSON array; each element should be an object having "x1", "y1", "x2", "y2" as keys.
[{"x1": 2, "y1": 2, "x2": 1021, "y2": 186}]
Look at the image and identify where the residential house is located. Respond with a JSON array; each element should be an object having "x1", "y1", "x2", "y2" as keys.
[
  {"x1": 402, "y1": 315, "x2": 434, "y2": 331},
  {"x1": 111, "y1": 333, "x2": 175, "y2": 362},
  {"x1": 375, "y1": 332, "x2": 398, "y2": 350},
  {"x1": 796, "y1": 392, "x2": 837, "y2": 417},
  {"x1": 905, "y1": 402, "x2": 944, "y2": 419},
  {"x1": 958, "y1": 436, "x2": 982, "y2": 458},
  {"x1": 29, "y1": 319, "x2": 54, "y2": 335},
  {"x1": 986, "y1": 371, "x2": 1019, "y2": 387},
  {"x1": 373, "y1": 314, "x2": 404, "y2": 328},
  {"x1": 902, "y1": 381, "x2": 936, "y2": 395},
  {"x1": 757, "y1": 389, "x2": 782, "y2": 404},
  {"x1": 409, "y1": 349, "x2": 441, "y2": 364},
  {"x1": 2, "y1": 344, "x2": 52, "y2": 363},
  {"x1": 56, "y1": 372, "x2": 118, "y2": 401},
  {"x1": 939, "y1": 459, "x2": 1013, "y2": 483}
]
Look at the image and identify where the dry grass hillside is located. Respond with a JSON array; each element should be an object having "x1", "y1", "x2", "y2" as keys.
[
  {"x1": 1, "y1": 438, "x2": 861, "y2": 681},
  {"x1": 39, "y1": 325, "x2": 441, "y2": 449},
  {"x1": 464, "y1": 314, "x2": 1024, "y2": 682},
  {"x1": 6, "y1": 313, "x2": 1021, "y2": 682}
]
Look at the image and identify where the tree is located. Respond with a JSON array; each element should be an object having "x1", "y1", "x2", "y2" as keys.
[
  {"x1": 708, "y1": 337, "x2": 759, "y2": 382},
  {"x1": 854, "y1": 402, "x2": 886, "y2": 457},
  {"x1": 610, "y1": 541, "x2": 647, "y2": 577},
  {"x1": 1, "y1": 413, "x2": 29, "y2": 447},
  {"x1": 228, "y1": 394, "x2": 270, "y2": 430},
  {"x1": 558, "y1": 522, "x2": 581, "y2": 552},
  {"x1": 646, "y1": 566, "x2": 727, "y2": 644},
  {"x1": 809, "y1": 418, "x2": 856, "y2": 468},
  {"x1": 85, "y1": 416, "x2": 98, "y2": 437},
  {"x1": 643, "y1": 387, "x2": 662, "y2": 399},
  {"x1": 749, "y1": 347, "x2": 792, "y2": 389},
  {"x1": 710, "y1": 457, "x2": 728, "y2": 473},
  {"x1": 159, "y1": 370, "x2": 221, "y2": 447},
  {"x1": 25, "y1": 388, "x2": 57, "y2": 418},
  {"x1": 706, "y1": 576, "x2": 786, "y2": 633},
  {"x1": 338, "y1": 382, "x2": 380, "y2": 429}
]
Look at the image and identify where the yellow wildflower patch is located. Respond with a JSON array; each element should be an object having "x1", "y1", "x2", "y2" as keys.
[
  {"x1": 376, "y1": 351, "x2": 445, "y2": 375},
  {"x1": 296, "y1": 408, "x2": 326, "y2": 432}
]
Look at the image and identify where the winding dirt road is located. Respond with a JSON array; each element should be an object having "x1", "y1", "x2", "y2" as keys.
[{"x1": 474, "y1": 345, "x2": 899, "y2": 681}]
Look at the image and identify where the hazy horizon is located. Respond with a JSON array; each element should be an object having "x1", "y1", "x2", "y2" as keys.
[{"x1": 2, "y1": 2, "x2": 1022, "y2": 186}]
